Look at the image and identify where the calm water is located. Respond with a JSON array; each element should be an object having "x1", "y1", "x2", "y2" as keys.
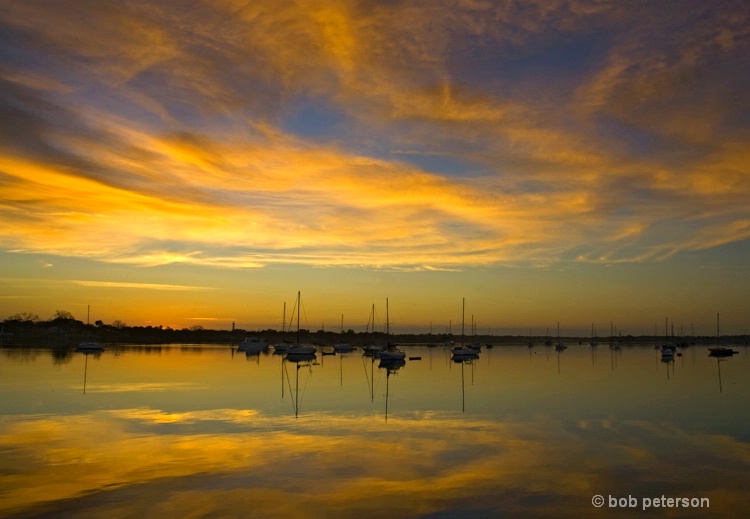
[{"x1": 1, "y1": 343, "x2": 749, "y2": 518}]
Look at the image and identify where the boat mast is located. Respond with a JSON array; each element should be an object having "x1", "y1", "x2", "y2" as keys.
[
  {"x1": 296, "y1": 291, "x2": 301, "y2": 345},
  {"x1": 386, "y1": 297, "x2": 390, "y2": 344},
  {"x1": 461, "y1": 297, "x2": 465, "y2": 348}
]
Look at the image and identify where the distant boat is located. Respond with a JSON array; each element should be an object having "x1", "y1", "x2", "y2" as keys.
[
  {"x1": 76, "y1": 342, "x2": 104, "y2": 353},
  {"x1": 362, "y1": 304, "x2": 384, "y2": 356},
  {"x1": 544, "y1": 327, "x2": 552, "y2": 347},
  {"x1": 273, "y1": 302, "x2": 289, "y2": 352},
  {"x1": 555, "y1": 322, "x2": 567, "y2": 351},
  {"x1": 708, "y1": 313, "x2": 737, "y2": 358},
  {"x1": 333, "y1": 342, "x2": 355, "y2": 353},
  {"x1": 287, "y1": 291, "x2": 316, "y2": 356},
  {"x1": 378, "y1": 298, "x2": 406, "y2": 361},
  {"x1": 709, "y1": 347, "x2": 737, "y2": 358},
  {"x1": 333, "y1": 314, "x2": 355, "y2": 353},
  {"x1": 452, "y1": 298, "x2": 479, "y2": 359},
  {"x1": 661, "y1": 345, "x2": 675, "y2": 361},
  {"x1": 609, "y1": 321, "x2": 620, "y2": 350},
  {"x1": 661, "y1": 317, "x2": 676, "y2": 361},
  {"x1": 238, "y1": 337, "x2": 268, "y2": 354},
  {"x1": 362, "y1": 343, "x2": 383, "y2": 356},
  {"x1": 589, "y1": 323, "x2": 599, "y2": 347}
]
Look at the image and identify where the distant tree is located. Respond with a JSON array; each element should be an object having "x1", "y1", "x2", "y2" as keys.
[
  {"x1": 189, "y1": 325, "x2": 204, "y2": 331},
  {"x1": 52, "y1": 310, "x2": 75, "y2": 321},
  {"x1": 111, "y1": 320, "x2": 127, "y2": 329},
  {"x1": 95, "y1": 320, "x2": 104, "y2": 327},
  {"x1": 5, "y1": 312, "x2": 39, "y2": 322}
]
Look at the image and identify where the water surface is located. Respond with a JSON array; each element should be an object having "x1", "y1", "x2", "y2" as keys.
[{"x1": 1, "y1": 343, "x2": 749, "y2": 518}]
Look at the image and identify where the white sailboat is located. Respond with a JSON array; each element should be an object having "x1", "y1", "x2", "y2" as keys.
[
  {"x1": 287, "y1": 291, "x2": 316, "y2": 357},
  {"x1": 378, "y1": 298, "x2": 406, "y2": 361},
  {"x1": 362, "y1": 303, "x2": 384, "y2": 356},
  {"x1": 333, "y1": 314, "x2": 355, "y2": 353}
]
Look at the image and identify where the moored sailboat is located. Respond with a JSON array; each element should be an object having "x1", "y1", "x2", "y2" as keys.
[
  {"x1": 708, "y1": 313, "x2": 737, "y2": 358},
  {"x1": 287, "y1": 291, "x2": 316, "y2": 357},
  {"x1": 238, "y1": 336, "x2": 268, "y2": 354},
  {"x1": 452, "y1": 298, "x2": 479, "y2": 359},
  {"x1": 378, "y1": 298, "x2": 406, "y2": 361}
]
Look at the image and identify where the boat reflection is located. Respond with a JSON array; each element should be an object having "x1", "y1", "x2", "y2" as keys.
[
  {"x1": 283, "y1": 353, "x2": 316, "y2": 418},
  {"x1": 453, "y1": 357, "x2": 476, "y2": 413},
  {"x1": 75, "y1": 345, "x2": 104, "y2": 394},
  {"x1": 379, "y1": 357, "x2": 405, "y2": 422}
]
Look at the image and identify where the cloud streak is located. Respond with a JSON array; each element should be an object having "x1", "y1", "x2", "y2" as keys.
[
  {"x1": 71, "y1": 280, "x2": 213, "y2": 291},
  {"x1": 0, "y1": 0, "x2": 748, "y2": 270}
]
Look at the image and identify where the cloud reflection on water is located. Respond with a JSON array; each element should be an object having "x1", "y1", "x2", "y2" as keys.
[{"x1": 1, "y1": 410, "x2": 747, "y2": 518}]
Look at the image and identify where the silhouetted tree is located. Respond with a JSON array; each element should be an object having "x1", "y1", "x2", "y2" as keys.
[
  {"x1": 52, "y1": 310, "x2": 75, "y2": 321},
  {"x1": 5, "y1": 312, "x2": 39, "y2": 323}
]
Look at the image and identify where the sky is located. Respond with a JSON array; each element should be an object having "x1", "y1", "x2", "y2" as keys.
[{"x1": 1, "y1": 0, "x2": 749, "y2": 335}]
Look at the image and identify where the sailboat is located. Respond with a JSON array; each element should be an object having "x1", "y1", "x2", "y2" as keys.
[
  {"x1": 333, "y1": 314, "x2": 355, "y2": 353},
  {"x1": 660, "y1": 317, "x2": 677, "y2": 361},
  {"x1": 238, "y1": 336, "x2": 268, "y2": 354},
  {"x1": 76, "y1": 341, "x2": 105, "y2": 353},
  {"x1": 286, "y1": 291, "x2": 316, "y2": 358},
  {"x1": 589, "y1": 323, "x2": 599, "y2": 347},
  {"x1": 708, "y1": 313, "x2": 737, "y2": 358},
  {"x1": 452, "y1": 298, "x2": 480, "y2": 359},
  {"x1": 555, "y1": 322, "x2": 567, "y2": 351},
  {"x1": 362, "y1": 303, "x2": 384, "y2": 356},
  {"x1": 378, "y1": 298, "x2": 406, "y2": 361},
  {"x1": 273, "y1": 302, "x2": 289, "y2": 353}
]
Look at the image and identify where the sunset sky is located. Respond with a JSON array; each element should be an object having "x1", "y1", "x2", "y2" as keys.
[{"x1": 1, "y1": 1, "x2": 749, "y2": 335}]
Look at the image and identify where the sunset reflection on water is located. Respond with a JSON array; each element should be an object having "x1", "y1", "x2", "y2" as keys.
[{"x1": 1, "y1": 344, "x2": 748, "y2": 518}]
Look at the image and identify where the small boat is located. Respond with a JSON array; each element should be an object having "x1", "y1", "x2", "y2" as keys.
[
  {"x1": 589, "y1": 323, "x2": 599, "y2": 347},
  {"x1": 376, "y1": 298, "x2": 406, "y2": 361},
  {"x1": 451, "y1": 298, "x2": 480, "y2": 360},
  {"x1": 379, "y1": 347, "x2": 406, "y2": 361},
  {"x1": 452, "y1": 346, "x2": 479, "y2": 359},
  {"x1": 286, "y1": 291, "x2": 317, "y2": 356},
  {"x1": 708, "y1": 347, "x2": 737, "y2": 358},
  {"x1": 362, "y1": 343, "x2": 383, "y2": 356},
  {"x1": 76, "y1": 342, "x2": 105, "y2": 353},
  {"x1": 555, "y1": 322, "x2": 566, "y2": 351},
  {"x1": 238, "y1": 337, "x2": 268, "y2": 353},
  {"x1": 333, "y1": 342, "x2": 355, "y2": 353},
  {"x1": 708, "y1": 313, "x2": 736, "y2": 358}
]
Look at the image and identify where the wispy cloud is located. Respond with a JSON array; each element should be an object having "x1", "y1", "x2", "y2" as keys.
[
  {"x1": 0, "y1": 0, "x2": 748, "y2": 271},
  {"x1": 71, "y1": 281, "x2": 213, "y2": 291}
]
